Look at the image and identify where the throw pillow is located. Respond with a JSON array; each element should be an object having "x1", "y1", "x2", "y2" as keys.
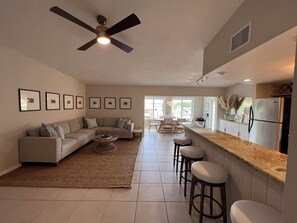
[
  {"x1": 117, "y1": 118, "x2": 125, "y2": 129},
  {"x1": 47, "y1": 125, "x2": 59, "y2": 137},
  {"x1": 53, "y1": 124, "x2": 65, "y2": 140},
  {"x1": 123, "y1": 119, "x2": 131, "y2": 129},
  {"x1": 40, "y1": 123, "x2": 52, "y2": 137},
  {"x1": 85, "y1": 118, "x2": 98, "y2": 129}
]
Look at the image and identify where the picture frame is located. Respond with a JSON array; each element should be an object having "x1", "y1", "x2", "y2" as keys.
[
  {"x1": 241, "y1": 107, "x2": 250, "y2": 124},
  {"x1": 76, "y1": 96, "x2": 84, "y2": 109},
  {"x1": 18, "y1": 89, "x2": 41, "y2": 112},
  {"x1": 45, "y1": 92, "x2": 60, "y2": 110},
  {"x1": 63, "y1": 94, "x2": 74, "y2": 110},
  {"x1": 120, "y1": 97, "x2": 132, "y2": 110},
  {"x1": 89, "y1": 97, "x2": 101, "y2": 109},
  {"x1": 104, "y1": 97, "x2": 116, "y2": 109}
]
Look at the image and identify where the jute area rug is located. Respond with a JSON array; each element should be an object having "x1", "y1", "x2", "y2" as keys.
[{"x1": 0, "y1": 139, "x2": 140, "y2": 189}]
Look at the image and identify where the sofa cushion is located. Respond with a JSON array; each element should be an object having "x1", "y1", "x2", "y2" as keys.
[
  {"x1": 65, "y1": 132, "x2": 89, "y2": 141},
  {"x1": 95, "y1": 127, "x2": 115, "y2": 134},
  {"x1": 78, "y1": 117, "x2": 84, "y2": 129},
  {"x1": 85, "y1": 118, "x2": 98, "y2": 129},
  {"x1": 96, "y1": 127, "x2": 128, "y2": 135},
  {"x1": 110, "y1": 128, "x2": 130, "y2": 134},
  {"x1": 75, "y1": 129, "x2": 95, "y2": 137},
  {"x1": 62, "y1": 138, "x2": 78, "y2": 152},
  {"x1": 102, "y1": 118, "x2": 118, "y2": 127},
  {"x1": 96, "y1": 118, "x2": 103, "y2": 127},
  {"x1": 56, "y1": 121, "x2": 71, "y2": 135},
  {"x1": 69, "y1": 119, "x2": 81, "y2": 133}
]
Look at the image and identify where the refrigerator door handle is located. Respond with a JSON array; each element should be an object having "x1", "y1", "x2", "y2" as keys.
[{"x1": 248, "y1": 106, "x2": 254, "y2": 133}]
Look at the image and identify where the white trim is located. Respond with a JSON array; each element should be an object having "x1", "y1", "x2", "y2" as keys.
[
  {"x1": 0, "y1": 163, "x2": 21, "y2": 176},
  {"x1": 230, "y1": 21, "x2": 252, "y2": 53}
]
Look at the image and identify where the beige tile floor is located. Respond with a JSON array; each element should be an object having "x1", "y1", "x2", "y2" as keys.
[{"x1": 0, "y1": 129, "x2": 222, "y2": 223}]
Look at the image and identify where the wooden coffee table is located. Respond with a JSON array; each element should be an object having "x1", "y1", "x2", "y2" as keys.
[{"x1": 93, "y1": 135, "x2": 118, "y2": 153}]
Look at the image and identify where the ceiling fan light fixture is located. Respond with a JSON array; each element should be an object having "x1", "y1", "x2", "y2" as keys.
[{"x1": 97, "y1": 36, "x2": 110, "y2": 45}]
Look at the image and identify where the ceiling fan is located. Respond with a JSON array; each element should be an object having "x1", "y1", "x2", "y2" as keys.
[{"x1": 50, "y1": 6, "x2": 141, "y2": 53}]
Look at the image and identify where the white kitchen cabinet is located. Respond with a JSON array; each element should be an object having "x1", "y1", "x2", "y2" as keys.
[
  {"x1": 225, "y1": 121, "x2": 240, "y2": 137},
  {"x1": 239, "y1": 123, "x2": 249, "y2": 140},
  {"x1": 219, "y1": 119, "x2": 249, "y2": 141}
]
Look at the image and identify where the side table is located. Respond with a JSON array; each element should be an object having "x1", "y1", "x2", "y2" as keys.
[{"x1": 133, "y1": 129, "x2": 143, "y2": 141}]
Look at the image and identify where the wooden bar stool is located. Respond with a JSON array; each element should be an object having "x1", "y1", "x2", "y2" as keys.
[
  {"x1": 230, "y1": 200, "x2": 282, "y2": 223},
  {"x1": 179, "y1": 146, "x2": 204, "y2": 196},
  {"x1": 189, "y1": 161, "x2": 228, "y2": 223},
  {"x1": 173, "y1": 137, "x2": 191, "y2": 172}
]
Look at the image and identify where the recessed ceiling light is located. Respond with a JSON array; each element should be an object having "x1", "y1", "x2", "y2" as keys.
[
  {"x1": 243, "y1": 79, "x2": 252, "y2": 82},
  {"x1": 216, "y1": 71, "x2": 226, "y2": 76}
]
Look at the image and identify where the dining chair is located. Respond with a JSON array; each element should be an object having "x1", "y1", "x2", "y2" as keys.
[
  {"x1": 162, "y1": 118, "x2": 174, "y2": 132},
  {"x1": 148, "y1": 119, "x2": 158, "y2": 131},
  {"x1": 175, "y1": 118, "x2": 187, "y2": 133}
]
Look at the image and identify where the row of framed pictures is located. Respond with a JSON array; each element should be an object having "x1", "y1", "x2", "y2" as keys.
[
  {"x1": 90, "y1": 97, "x2": 132, "y2": 110},
  {"x1": 18, "y1": 88, "x2": 84, "y2": 112}
]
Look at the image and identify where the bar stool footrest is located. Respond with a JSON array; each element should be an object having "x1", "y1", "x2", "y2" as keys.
[
  {"x1": 180, "y1": 170, "x2": 192, "y2": 183},
  {"x1": 192, "y1": 194, "x2": 223, "y2": 219}
]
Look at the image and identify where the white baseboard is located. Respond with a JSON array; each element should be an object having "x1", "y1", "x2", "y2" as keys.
[{"x1": 0, "y1": 164, "x2": 21, "y2": 176}]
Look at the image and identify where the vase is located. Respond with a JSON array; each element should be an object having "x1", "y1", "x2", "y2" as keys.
[{"x1": 224, "y1": 110, "x2": 231, "y2": 120}]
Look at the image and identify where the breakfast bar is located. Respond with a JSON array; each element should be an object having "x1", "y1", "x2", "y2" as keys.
[{"x1": 184, "y1": 125, "x2": 287, "y2": 215}]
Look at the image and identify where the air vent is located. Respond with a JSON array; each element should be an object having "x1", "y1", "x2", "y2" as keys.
[{"x1": 230, "y1": 22, "x2": 251, "y2": 53}]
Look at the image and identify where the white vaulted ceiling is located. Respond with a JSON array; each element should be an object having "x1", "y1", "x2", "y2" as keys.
[{"x1": 0, "y1": 0, "x2": 245, "y2": 87}]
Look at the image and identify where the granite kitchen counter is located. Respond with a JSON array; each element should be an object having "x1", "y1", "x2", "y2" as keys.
[{"x1": 185, "y1": 125, "x2": 287, "y2": 184}]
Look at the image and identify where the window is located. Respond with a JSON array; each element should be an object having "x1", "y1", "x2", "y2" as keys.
[
  {"x1": 144, "y1": 99, "x2": 164, "y2": 119},
  {"x1": 172, "y1": 99, "x2": 193, "y2": 119}
]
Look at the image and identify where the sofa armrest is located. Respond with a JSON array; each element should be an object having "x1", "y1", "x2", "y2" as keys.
[
  {"x1": 19, "y1": 137, "x2": 62, "y2": 163},
  {"x1": 127, "y1": 122, "x2": 134, "y2": 132}
]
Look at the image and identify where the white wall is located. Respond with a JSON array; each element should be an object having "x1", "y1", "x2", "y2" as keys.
[
  {"x1": 225, "y1": 83, "x2": 254, "y2": 98},
  {"x1": 282, "y1": 42, "x2": 297, "y2": 223},
  {"x1": 0, "y1": 45, "x2": 85, "y2": 174},
  {"x1": 86, "y1": 85, "x2": 225, "y2": 129},
  {"x1": 203, "y1": 0, "x2": 297, "y2": 74}
]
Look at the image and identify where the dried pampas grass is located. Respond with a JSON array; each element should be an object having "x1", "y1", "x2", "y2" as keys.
[{"x1": 218, "y1": 95, "x2": 245, "y2": 111}]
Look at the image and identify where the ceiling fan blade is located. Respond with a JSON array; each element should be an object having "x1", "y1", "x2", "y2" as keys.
[
  {"x1": 77, "y1": 38, "x2": 97, "y2": 51},
  {"x1": 110, "y1": 37, "x2": 133, "y2": 53},
  {"x1": 50, "y1": 6, "x2": 97, "y2": 34},
  {"x1": 106, "y1": 13, "x2": 141, "y2": 36}
]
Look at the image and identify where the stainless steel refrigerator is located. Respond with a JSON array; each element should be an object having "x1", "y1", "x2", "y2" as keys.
[{"x1": 248, "y1": 97, "x2": 291, "y2": 153}]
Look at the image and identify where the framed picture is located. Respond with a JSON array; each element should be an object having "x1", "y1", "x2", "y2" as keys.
[
  {"x1": 120, "y1": 97, "x2": 132, "y2": 110},
  {"x1": 18, "y1": 89, "x2": 41, "y2": 112},
  {"x1": 89, "y1": 97, "x2": 101, "y2": 109},
  {"x1": 76, "y1": 96, "x2": 84, "y2": 109},
  {"x1": 63, "y1": 94, "x2": 74, "y2": 110},
  {"x1": 241, "y1": 107, "x2": 250, "y2": 124},
  {"x1": 104, "y1": 97, "x2": 116, "y2": 109},
  {"x1": 45, "y1": 92, "x2": 60, "y2": 110}
]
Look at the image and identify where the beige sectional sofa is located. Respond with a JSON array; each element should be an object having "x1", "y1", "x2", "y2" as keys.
[
  {"x1": 19, "y1": 117, "x2": 134, "y2": 165},
  {"x1": 19, "y1": 118, "x2": 95, "y2": 165},
  {"x1": 92, "y1": 117, "x2": 134, "y2": 139}
]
